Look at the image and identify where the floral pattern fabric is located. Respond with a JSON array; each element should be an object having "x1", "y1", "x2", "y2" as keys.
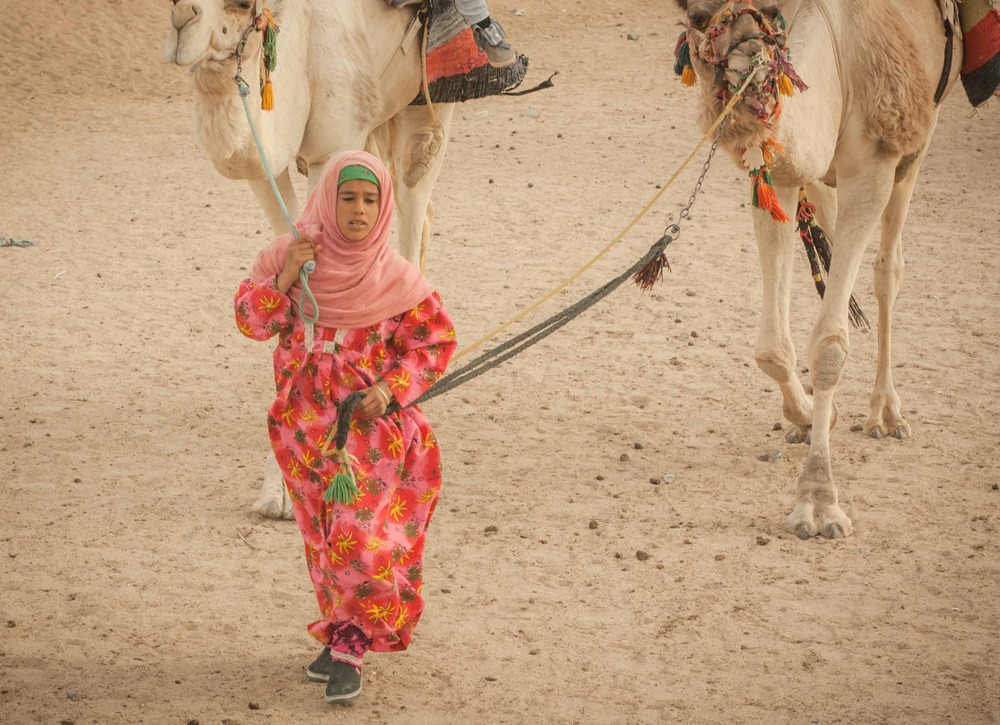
[{"x1": 235, "y1": 277, "x2": 457, "y2": 654}]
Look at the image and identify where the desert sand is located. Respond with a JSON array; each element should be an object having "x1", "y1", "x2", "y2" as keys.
[{"x1": 1, "y1": 1, "x2": 999, "y2": 723}]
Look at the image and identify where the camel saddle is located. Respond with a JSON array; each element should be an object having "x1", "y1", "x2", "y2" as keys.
[
  {"x1": 388, "y1": 0, "x2": 536, "y2": 105},
  {"x1": 937, "y1": 0, "x2": 1000, "y2": 106}
]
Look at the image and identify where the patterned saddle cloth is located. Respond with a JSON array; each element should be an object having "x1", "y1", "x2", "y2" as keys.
[
  {"x1": 389, "y1": 0, "x2": 534, "y2": 105},
  {"x1": 940, "y1": 0, "x2": 1000, "y2": 106}
]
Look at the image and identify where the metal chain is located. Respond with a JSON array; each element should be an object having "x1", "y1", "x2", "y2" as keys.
[
  {"x1": 232, "y1": 21, "x2": 258, "y2": 89},
  {"x1": 660, "y1": 120, "x2": 726, "y2": 243}
]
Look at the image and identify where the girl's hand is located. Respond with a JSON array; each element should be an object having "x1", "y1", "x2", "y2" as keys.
[
  {"x1": 357, "y1": 381, "x2": 393, "y2": 420},
  {"x1": 276, "y1": 234, "x2": 319, "y2": 292}
]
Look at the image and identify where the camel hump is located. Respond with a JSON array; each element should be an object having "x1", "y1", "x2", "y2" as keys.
[{"x1": 847, "y1": 0, "x2": 936, "y2": 156}]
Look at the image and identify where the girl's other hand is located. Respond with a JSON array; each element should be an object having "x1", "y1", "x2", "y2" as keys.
[
  {"x1": 276, "y1": 234, "x2": 319, "y2": 292},
  {"x1": 357, "y1": 382, "x2": 393, "y2": 420}
]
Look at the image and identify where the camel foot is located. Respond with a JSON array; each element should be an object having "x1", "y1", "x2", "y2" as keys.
[
  {"x1": 252, "y1": 490, "x2": 294, "y2": 520},
  {"x1": 786, "y1": 503, "x2": 852, "y2": 540},
  {"x1": 785, "y1": 427, "x2": 811, "y2": 445},
  {"x1": 865, "y1": 419, "x2": 911, "y2": 440},
  {"x1": 255, "y1": 456, "x2": 295, "y2": 520},
  {"x1": 252, "y1": 480, "x2": 294, "y2": 520},
  {"x1": 865, "y1": 400, "x2": 910, "y2": 441}
]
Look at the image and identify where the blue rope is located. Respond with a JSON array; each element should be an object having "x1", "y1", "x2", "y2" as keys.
[
  {"x1": 1, "y1": 235, "x2": 35, "y2": 248},
  {"x1": 237, "y1": 82, "x2": 318, "y2": 326}
]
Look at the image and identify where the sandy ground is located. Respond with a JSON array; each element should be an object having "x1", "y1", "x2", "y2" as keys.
[{"x1": 2, "y1": 1, "x2": 999, "y2": 723}]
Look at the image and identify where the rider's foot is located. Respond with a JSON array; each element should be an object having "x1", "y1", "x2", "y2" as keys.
[{"x1": 474, "y1": 18, "x2": 517, "y2": 68}]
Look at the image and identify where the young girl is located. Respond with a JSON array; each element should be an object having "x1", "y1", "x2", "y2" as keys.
[{"x1": 234, "y1": 150, "x2": 457, "y2": 704}]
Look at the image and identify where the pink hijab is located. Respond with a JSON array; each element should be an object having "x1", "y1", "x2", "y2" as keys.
[{"x1": 249, "y1": 150, "x2": 433, "y2": 328}]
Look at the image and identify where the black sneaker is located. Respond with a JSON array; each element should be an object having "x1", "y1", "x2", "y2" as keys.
[
  {"x1": 306, "y1": 648, "x2": 334, "y2": 683},
  {"x1": 474, "y1": 18, "x2": 517, "y2": 68},
  {"x1": 324, "y1": 659, "x2": 362, "y2": 704}
]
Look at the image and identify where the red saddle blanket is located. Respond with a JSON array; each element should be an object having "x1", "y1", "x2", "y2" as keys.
[
  {"x1": 403, "y1": 0, "x2": 531, "y2": 105},
  {"x1": 960, "y1": 0, "x2": 1000, "y2": 106}
]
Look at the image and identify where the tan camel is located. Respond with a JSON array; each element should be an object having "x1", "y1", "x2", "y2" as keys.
[
  {"x1": 165, "y1": 0, "x2": 455, "y2": 518},
  {"x1": 673, "y1": 0, "x2": 961, "y2": 538}
]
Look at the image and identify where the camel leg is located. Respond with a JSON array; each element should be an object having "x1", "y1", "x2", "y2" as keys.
[
  {"x1": 788, "y1": 159, "x2": 898, "y2": 540},
  {"x1": 246, "y1": 167, "x2": 300, "y2": 520},
  {"x1": 751, "y1": 185, "x2": 815, "y2": 439},
  {"x1": 390, "y1": 102, "x2": 454, "y2": 269},
  {"x1": 864, "y1": 133, "x2": 935, "y2": 440},
  {"x1": 248, "y1": 168, "x2": 300, "y2": 237},
  {"x1": 253, "y1": 453, "x2": 294, "y2": 520}
]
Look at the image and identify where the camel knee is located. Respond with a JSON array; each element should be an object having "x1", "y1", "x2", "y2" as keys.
[
  {"x1": 403, "y1": 125, "x2": 444, "y2": 187},
  {"x1": 754, "y1": 343, "x2": 796, "y2": 384},
  {"x1": 810, "y1": 333, "x2": 848, "y2": 391}
]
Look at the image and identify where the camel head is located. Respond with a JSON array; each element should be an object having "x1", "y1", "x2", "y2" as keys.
[
  {"x1": 164, "y1": 0, "x2": 261, "y2": 70},
  {"x1": 676, "y1": 0, "x2": 785, "y2": 74},
  {"x1": 673, "y1": 0, "x2": 803, "y2": 144}
]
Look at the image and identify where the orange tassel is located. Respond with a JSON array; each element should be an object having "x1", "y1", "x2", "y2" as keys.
[
  {"x1": 261, "y1": 76, "x2": 274, "y2": 111},
  {"x1": 778, "y1": 74, "x2": 795, "y2": 96},
  {"x1": 681, "y1": 65, "x2": 697, "y2": 87},
  {"x1": 755, "y1": 180, "x2": 790, "y2": 223},
  {"x1": 761, "y1": 138, "x2": 785, "y2": 165}
]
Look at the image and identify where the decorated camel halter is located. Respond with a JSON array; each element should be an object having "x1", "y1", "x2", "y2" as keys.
[{"x1": 674, "y1": 1, "x2": 807, "y2": 222}]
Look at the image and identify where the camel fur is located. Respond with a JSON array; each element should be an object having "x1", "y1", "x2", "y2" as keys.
[{"x1": 674, "y1": 0, "x2": 960, "y2": 538}]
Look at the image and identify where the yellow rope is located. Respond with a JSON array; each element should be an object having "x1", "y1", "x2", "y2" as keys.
[
  {"x1": 419, "y1": 1, "x2": 439, "y2": 128},
  {"x1": 451, "y1": 89, "x2": 745, "y2": 363}
]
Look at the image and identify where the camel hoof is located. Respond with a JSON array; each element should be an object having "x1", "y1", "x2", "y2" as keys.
[
  {"x1": 795, "y1": 524, "x2": 812, "y2": 541},
  {"x1": 870, "y1": 428, "x2": 884, "y2": 440},
  {"x1": 253, "y1": 498, "x2": 285, "y2": 520},
  {"x1": 894, "y1": 426, "x2": 908, "y2": 440},
  {"x1": 824, "y1": 523, "x2": 845, "y2": 540},
  {"x1": 785, "y1": 428, "x2": 810, "y2": 445},
  {"x1": 253, "y1": 493, "x2": 294, "y2": 520}
]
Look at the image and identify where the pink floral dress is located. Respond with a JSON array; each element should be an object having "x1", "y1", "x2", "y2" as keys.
[{"x1": 235, "y1": 277, "x2": 457, "y2": 658}]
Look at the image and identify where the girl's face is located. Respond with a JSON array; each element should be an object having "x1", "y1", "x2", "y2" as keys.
[{"x1": 335, "y1": 179, "x2": 381, "y2": 242}]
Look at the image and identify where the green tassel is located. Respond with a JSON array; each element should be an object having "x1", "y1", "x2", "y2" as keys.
[
  {"x1": 321, "y1": 449, "x2": 359, "y2": 505},
  {"x1": 673, "y1": 32, "x2": 692, "y2": 77},
  {"x1": 323, "y1": 469, "x2": 358, "y2": 505},
  {"x1": 263, "y1": 18, "x2": 278, "y2": 73}
]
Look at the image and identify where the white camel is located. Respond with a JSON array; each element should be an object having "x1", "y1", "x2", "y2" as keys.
[
  {"x1": 165, "y1": 0, "x2": 456, "y2": 518},
  {"x1": 673, "y1": 0, "x2": 961, "y2": 538}
]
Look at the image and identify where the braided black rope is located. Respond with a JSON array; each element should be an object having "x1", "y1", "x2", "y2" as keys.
[
  {"x1": 328, "y1": 234, "x2": 673, "y2": 432},
  {"x1": 796, "y1": 197, "x2": 869, "y2": 330},
  {"x1": 329, "y1": 391, "x2": 367, "y2": 453},
  {"x1": 369, "y1": 232, "x2": 677, "y2": 417}
]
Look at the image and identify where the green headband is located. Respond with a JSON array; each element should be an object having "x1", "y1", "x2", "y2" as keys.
[{"x1": 337, "y1": 165, "x2": 380, "y2": 189}]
